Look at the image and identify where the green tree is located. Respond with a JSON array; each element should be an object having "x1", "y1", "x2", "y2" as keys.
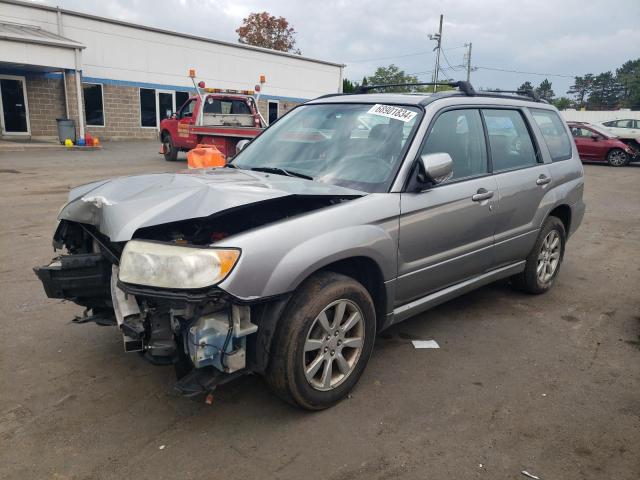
[
  {"x1": 535, "y1": 78, "x2": 555, "y2": 102},
  {"x1": 342, "y1": 78, "x2": 359, "y2": 93},
  {"x1": 361, "y1": 76, "x2": 368, "y2": 86},
  {"x1": 567, "y1": 74, "x2": 594, "y2": 109},
  {"x1": 587, "y1": 71, "x2": 622, "y2": 110},
  {"x1": 551, "y1": 97, "x2": 572, "y2": 110},
  {"x1": 518, "y1": 81, "x2": 534, "y2": 93},
  {"x1": 236, "y1": 12, "x2": 301, "y2": 54},
  {"x1": 366, "y1": 64, "x2": 419, "y2": 92},
  {"x1": 616, "y1": 59, "x2": 640, "y2": 109}
]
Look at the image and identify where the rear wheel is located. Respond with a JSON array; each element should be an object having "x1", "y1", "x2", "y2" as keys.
[
  {"x1": 265, "y1": 272, "x2": 376, "y2": 410},
  {"x1": 512, "y1": 216, "x2": 566, "y2": 294},
  {"x1": 606, "y1": 148, "x2": 629, "y2": 167},
  {"x1": 162, "y1": 133, "x2": 178, "y2": 162}
]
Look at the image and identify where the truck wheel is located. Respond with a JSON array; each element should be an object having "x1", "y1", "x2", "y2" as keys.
[
  {"x1": 162, "y1": 133, "x2": 178, "y2": 162},
  {"x1": 606, "y1": 148, "x2": 629, "y2": 167},
  {"x1": 511, "y1": 216, "x2": 566, "y2": 294},
  {"x1": 265, "y1": 272, "x2": 376, "y2": 410}
]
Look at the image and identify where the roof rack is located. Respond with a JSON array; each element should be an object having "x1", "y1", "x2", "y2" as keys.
[
  {"x1": 479, "y1": 89, "x2": 546, "y2": 103},
  {"x1": 354, "y1": 81, "x2": 476, "y2": 96}
]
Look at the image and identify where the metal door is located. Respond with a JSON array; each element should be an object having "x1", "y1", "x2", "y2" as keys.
[
  {"x1": 0, "y1": 76, "x2": 30, "y2": 135},
  {"x1": 156, "y1": 90, "x2": 175, "y2": 127}
]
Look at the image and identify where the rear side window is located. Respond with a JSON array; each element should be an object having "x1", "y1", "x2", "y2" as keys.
[
  {"x1": 421, "y1": 109, "x2": 488, "y2": 182},
  {"x1": 483, "y1": 109, "x2": 537, "y2": 172},
  {"x1": 531, "y1": 109, "x2": 572, "y2": 161}
]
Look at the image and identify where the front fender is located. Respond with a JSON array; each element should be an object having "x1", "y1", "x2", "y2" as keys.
[
  {"x1": 217, "y1": 193, "x2": 401, "y2": 300},
  {"x1": 265, "y1": 224, "x2": 396, "y2": 297}
]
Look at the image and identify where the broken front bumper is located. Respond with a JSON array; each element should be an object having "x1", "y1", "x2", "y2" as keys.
[
  {"x1": 34, "y1": 254, "x2": 112, "y2": 311},
  {"x1": 34, "y1": 251, "x2": 265, "y2": 397}
]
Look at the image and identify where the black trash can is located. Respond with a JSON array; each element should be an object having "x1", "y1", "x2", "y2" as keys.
[{"x1": 56, "y1": 118, "x2": 76, "y2": 144}]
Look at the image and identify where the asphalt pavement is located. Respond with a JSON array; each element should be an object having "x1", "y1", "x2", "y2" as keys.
[{"x1": 1, "y1": 142, "x2": 638, "y2": 479}]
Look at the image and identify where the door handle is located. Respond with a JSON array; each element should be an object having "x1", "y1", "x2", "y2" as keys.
[
  {"x1": 472, "y1": 188, "x2": 494, "y2": 202},
  {"x1": 536, "y1": 175, "x2": 551, "y2": 186}
]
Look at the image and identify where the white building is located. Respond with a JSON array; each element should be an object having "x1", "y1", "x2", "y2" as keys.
[{"x1": 0, "y1": 0, "x2": 344, "y2": 140}]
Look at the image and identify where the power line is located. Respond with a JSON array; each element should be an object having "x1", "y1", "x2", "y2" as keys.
[
  {"x1": 474, "y1": 66, "x2": 577, "y2": 78},
  {"x1": 440, "y1": 48, "x2": 464, "y2": 72},
  {"x1": 345, "y1": 44, "x2": 468, "y2": 65},
  {"x1": 345, "y1": 50, "x2": 433, "y2": 64},
  {"x1": 443, "y1": 45, "x2": 467, "y2": 51}
]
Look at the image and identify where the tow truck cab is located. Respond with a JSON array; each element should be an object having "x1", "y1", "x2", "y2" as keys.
[{"x1": 159, "y1": 90, "x2": 264, "y2": 161}]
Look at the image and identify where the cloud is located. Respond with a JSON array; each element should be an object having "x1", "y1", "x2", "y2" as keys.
[{"x1": 37, "y1": 0, "x2": 640, "y2": 94}]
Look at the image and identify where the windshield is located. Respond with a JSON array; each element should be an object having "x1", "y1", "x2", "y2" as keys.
[{"x1": 231, "y1": 103, "x2": 422, "y2": 193}]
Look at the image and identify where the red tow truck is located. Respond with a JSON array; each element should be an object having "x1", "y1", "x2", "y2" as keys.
[{"x1": 159, "y1": 75, "x2": 265, "y2": 162}]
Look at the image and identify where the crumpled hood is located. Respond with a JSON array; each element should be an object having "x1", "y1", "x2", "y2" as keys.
[{"x1": 59, "y1": 168, "x2": 365, "y2": 241}]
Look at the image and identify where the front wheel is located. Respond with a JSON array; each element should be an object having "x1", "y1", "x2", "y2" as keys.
[
  {"x1": 162, "y1": 133, "x2": 178, "y2": 162},
  {"x1": 265, "y1": 272, "x2": 376, "y2": 410},
  {"x1": 512, "y1": 216, "x2": 566, "y2": 294},
  {"x1": 607, "y1": 148, "x2": 629, "y2": 167}
]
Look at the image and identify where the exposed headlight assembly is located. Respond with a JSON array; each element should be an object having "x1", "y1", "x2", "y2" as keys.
[{"x1": 119, "y1": 240, "x2": 240, "y2": 289}]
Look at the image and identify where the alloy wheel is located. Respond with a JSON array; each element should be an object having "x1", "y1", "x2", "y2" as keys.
[
  {"x1": 303, "y1": 299, "x2": 365, "y2": 391},
  {"x1": 537, "y1": 230, "x2": 561, "y2": 284},
  {"x1": 608, "y1": 150, "x2": 627, "y2": 166}
]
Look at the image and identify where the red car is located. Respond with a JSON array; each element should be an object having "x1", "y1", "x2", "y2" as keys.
[{"x1": 568, "y1": 122, "x2": 636, "y2": 167}]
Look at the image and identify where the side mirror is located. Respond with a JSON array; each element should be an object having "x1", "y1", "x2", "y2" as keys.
[
  {"x1": 591, "y1": 134, "x2": 600, "y2": 141},
  {"x1": 236, "y1": 139, "x2": 251, "y2": 153},
  {"x1": 420, "y1": 152, "x2": 453, "y2": 185}
]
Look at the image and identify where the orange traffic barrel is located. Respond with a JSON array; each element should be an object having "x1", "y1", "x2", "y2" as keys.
[{"x1": 187, "y1": 144, "x2": 226, "y2": 169}]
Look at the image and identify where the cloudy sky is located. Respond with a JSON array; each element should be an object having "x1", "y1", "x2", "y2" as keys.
[{"x1": 34, "y1": 0, "x2": 640, "y2": 96}]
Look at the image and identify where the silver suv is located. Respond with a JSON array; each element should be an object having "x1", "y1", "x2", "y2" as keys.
[{"x1": 35, "y1": 82, "x2": 585, "y2": 410}]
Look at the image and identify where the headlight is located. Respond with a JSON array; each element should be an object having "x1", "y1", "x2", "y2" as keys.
[{"x1": 119, "y1": 240, "x2": 240, "y2": 289}]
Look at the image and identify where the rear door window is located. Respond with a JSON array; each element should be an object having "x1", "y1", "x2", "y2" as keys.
[
  {"x1": 482, "y1": 109, "x2": 538, "y2": 171},
  {"x1": 530, "y1": 109, "x2": 572, "y2": 162}
]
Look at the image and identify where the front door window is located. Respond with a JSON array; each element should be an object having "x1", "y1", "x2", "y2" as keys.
[{"x1": 0, "y1": 77, "x2": 29, "y2": 134}]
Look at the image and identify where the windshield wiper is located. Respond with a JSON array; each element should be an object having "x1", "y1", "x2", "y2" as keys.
[{"x1": 250, "y1": 166, "x2": 313, "y2": 180}]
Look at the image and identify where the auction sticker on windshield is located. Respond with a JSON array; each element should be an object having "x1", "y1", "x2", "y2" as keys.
[{"x1": 367, "y1": 104, "x2": 418, "y2": 123}]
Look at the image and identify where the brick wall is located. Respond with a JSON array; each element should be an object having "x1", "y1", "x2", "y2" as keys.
[
  {"x1": 18, "y1": 72, "x2": 302, "y2": 141},
  {"x1": 257, "y1": 98, "x2": 301, "y2": 124},
  {"x1": 85, "y1": 83, "x2": 157, "y2": 141},
  {"x1": 24, "y1": 74, "x2": 66, "y2": 139}
]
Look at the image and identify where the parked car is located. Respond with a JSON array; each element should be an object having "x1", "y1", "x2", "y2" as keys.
[
  {"x1": 34, "y1": 83, "x2": 585, "y2": 410},
  {"x1": 598, "y1": 119, "x2": 640, "y2": 150},
  {"x1": 568, "y1": 121, "x2": 636, "y2": 166},
  {"x1": 600, "y1": 118, "x2": 640, "y2": 138}
]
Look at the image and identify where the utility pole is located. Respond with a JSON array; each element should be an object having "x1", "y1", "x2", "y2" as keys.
[
  {"x1": 464, "y1": 42, "x2": 473, "y2": 82},
  {"x1": 428, "y1": 14, "x2": 443, "y2": 93}
]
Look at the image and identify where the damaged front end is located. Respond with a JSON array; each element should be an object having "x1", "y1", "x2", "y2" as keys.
[
  {"x1": 33, "y1": 185, "x2": 356, "y2": 398},
  {"x1": 34, "y1": 219, "x2": 264, "y2": 396}
]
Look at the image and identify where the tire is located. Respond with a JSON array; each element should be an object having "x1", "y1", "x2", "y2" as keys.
[
  {"x1": 512, "y1": 216, "x2": 566, "y2": 294},
  {"x1": 162, "y1": 133, "x2": 178, "y2": 162},
  {"x1": 606, "y1": 148, "x2": 629, "y2": 167},
  {"x1": 265, "y1": 271, "x2": 376, "y2": 410}
]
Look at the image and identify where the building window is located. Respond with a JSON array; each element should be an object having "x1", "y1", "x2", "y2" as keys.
[
  {"x1": 83, "y1": 83, "x2": 104, "y2": 126},
  {"x1": 140, "y1": 88, "x2": 157, "y2": 127},
  {"x1": 176, "y1": 91, "x2": 190, "y2": 110},
  {"x1": 268, "y1": 101, "x2": 278, "y2": 124}
]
